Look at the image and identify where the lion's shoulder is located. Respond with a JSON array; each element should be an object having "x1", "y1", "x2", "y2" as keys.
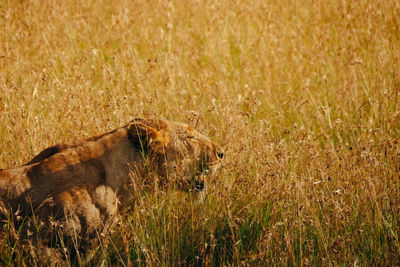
[
  {"x1": 25, "y1": 127, "x2": 129, "y2": 166},
  {"x1": 25, "y1": 143, "x2": 71, "y2": 165}
]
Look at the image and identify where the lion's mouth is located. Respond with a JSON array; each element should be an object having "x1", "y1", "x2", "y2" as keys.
[{"x1": 194, "y1": 180, "x2": 205, "y2": 191}]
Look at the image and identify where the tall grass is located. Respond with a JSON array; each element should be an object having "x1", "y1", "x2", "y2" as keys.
[{"x1": 1, "y1": 0, "x2": 400, "y2": 265}]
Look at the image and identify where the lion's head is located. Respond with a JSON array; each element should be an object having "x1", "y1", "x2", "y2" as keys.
[{"x1": 127, "y1": 118, "x2": 224, "y2": 192}]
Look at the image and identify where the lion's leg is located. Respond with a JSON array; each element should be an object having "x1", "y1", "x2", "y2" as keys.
[{"x1": 55, "y1": 187, "x2": 104, "y2": 264}]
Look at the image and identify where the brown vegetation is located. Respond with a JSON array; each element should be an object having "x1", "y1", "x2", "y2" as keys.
[{"x1": 1, "y1": 0, "x2": 399, "y2": 265}]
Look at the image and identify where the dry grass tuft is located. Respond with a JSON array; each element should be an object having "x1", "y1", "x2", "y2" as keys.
[{"x1": 1, "y1": 0, "x2": 400, "y2": 265}]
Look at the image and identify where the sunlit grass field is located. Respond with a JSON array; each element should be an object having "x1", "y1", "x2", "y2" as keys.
[{"x1": 1, "y1": 0, "x2": 400, "y2": 265}]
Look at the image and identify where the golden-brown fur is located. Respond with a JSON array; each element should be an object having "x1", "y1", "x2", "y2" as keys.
[{"x1": 0, "y1": 118, "x2": 223, "y2": 244}]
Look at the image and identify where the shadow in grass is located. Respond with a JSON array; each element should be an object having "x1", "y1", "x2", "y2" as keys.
[
  {"x1": 109, "y1": 201, "x2": 273, "y2": 266},
  {"x1": 212, "y1": 202, "x2": 271, "y2": 266}
]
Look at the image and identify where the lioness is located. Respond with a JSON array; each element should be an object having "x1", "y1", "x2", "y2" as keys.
[{"x1": 0, "y1": 118, "x2": 223, "y2": 248}]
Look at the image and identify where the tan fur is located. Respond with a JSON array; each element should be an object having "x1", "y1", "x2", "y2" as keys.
[{"x1": 0, "y1": 118, "x2": 223, "y2": 242}]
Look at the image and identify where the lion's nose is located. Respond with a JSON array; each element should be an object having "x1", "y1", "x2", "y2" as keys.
[{"x1": 194, "y1": 180, "x2": 205, "y2": 191}]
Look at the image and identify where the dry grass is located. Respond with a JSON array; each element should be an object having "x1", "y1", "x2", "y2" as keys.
[{"x1": 1, "y1": 0, "x2": 400, "y2": 265}]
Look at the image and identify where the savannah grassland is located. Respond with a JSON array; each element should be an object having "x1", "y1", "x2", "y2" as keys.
[{"x1": 1, "y1": 0, "x2": 400, "y2": 265}]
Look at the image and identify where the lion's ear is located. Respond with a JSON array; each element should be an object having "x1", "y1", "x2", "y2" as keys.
[
  {"x1": 127, "y1": 122, "x2": 158, "y2": 152},
  {"x1": 127, "y1": 121, "x2": 168, "y2": 154}
]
